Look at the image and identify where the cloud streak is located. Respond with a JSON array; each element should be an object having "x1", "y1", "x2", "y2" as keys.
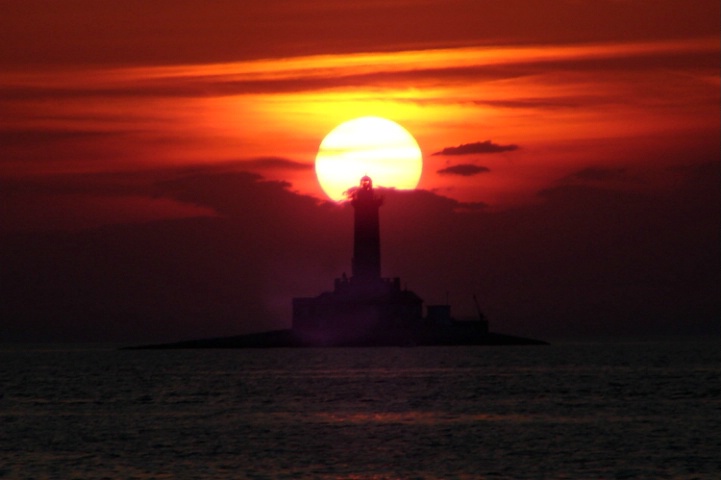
[
  {"x1": 240, "y1": 157, "x2": 313, "y2": 171},
  {"x1": 437, "y1": 164, "x2": 491, "y2": 176},
  {"x1": 433, "y1": 141, "x2": 518, "y2": 156},
  {"x1": 565, "y1": 167, "x2": 629, "y2": 183},
  {"x1": 2, "y1": 37, "x2": 716, "y2": 101}
]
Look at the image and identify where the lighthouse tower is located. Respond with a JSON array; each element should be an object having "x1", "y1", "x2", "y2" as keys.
[{"x1": 351, "y1": 175, "x2": 383, "y2": 283}]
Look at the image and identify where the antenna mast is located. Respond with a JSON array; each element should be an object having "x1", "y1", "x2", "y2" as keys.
[{"x1": 472, "y1": 294, "x2": 486, "y2": 322}]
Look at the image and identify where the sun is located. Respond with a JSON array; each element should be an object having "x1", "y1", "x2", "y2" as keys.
[{"x1": 315, "y1": 116, "x2": 423, "y2": 201}]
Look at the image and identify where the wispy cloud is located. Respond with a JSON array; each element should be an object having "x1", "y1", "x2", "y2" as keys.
[
  {"x1": 437, "y1": 164, "x2": 490, "y2": 176},
  {"x1": 433, "y1": 141, "x2": 518, "y2": 156},
  {"x1": 566, "y1": 167, "x2": 628, "y2": 182},
  {"x1": 240, "y1": 157, "x2": 312, "y2": 171},
  {"x1": 3, "y1": 37, "x2": 716, "y2": 99}
]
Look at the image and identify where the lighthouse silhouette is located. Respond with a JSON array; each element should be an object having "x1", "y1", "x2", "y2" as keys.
[{"x1": 291, "y1": 176, "x2": 424, "y2": 344}]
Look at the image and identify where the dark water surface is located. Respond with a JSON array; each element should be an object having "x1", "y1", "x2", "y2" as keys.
[{"x1": 1, "y1": 341, "x2": 720, "y2": 479}]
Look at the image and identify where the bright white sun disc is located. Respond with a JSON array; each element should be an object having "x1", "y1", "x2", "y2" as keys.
[{"x1": 315, "y1": 116, "x2": 422, "y2": 201}]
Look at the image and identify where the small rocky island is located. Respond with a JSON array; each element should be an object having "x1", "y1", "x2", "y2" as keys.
[{"x1": 129, "y1": 176, "x2": 546, "y2": 349}]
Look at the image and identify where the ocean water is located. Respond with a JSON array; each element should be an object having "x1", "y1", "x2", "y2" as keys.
[{"x1": 1, "y1": 341, "x2": 720, "y2": 479}]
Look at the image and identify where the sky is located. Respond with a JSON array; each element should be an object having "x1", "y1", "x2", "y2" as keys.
[{"x1": 1, "y1": 0, "x2": 719, "y2": 342}]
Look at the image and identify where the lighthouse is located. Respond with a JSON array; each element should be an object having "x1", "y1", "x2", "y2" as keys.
[
  {"x1": 291, "y1": 175, "x2": 424, "y2": 340},
  {"x1": 351, "y1": 175, "x2": 383, "y2": 283}
]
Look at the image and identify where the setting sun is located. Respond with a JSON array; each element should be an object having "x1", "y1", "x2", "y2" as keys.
[{"x1": 315, "y1": 117, "x2": 423, "y2": 201}]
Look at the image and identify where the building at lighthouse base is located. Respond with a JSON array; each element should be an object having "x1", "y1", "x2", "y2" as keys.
[
  {"x1": 292, "y1": 275, "x2": 424, "y2": 345},
  {"x1": 291, "y1": 274, "x2": 494, "y2": 346}
]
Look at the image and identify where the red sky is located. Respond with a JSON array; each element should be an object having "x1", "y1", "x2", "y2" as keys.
[{"x1": 1, "y1": 1, "x2": 719, "y2": 342}]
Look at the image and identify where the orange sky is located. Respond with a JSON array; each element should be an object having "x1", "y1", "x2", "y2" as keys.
[
  {"x1": 1, "y1": 1, "x2": 719, "y2": 341},
  {"x1": 2, "y1": 1, "x2": 718, "y2": 219}
]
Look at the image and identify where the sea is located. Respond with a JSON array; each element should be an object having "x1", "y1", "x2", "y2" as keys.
[{"x1": 1, "y1": 340, "x2": 719, "y2": 479}]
